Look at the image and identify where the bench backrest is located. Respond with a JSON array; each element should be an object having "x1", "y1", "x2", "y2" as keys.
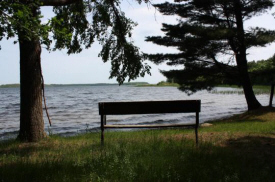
[{"x1": 99, "y1": 100, "x2": 201, "y2": 115}]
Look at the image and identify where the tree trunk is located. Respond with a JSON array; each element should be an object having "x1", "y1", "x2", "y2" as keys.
[
  {"x1": 269, "y1": 84, "x2": 274, "y2": 107},
  {"x1": 233, "y1": 0, "x2": 262, "y2": 111},
  {"x1": 237, "y1": 60, "x2": 262, "y2": 110},
  {"x1": 17, "y1": 36, "x2": 46, "y2": 142}
]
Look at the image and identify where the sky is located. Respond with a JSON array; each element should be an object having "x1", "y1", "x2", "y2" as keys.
[{"x1": 0, "y1": 0, "x2": 275, "y2": 85}]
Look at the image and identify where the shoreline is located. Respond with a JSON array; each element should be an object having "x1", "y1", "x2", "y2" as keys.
[{"x1": 2, "y1": 107, "x2": 274, "y2": 142}]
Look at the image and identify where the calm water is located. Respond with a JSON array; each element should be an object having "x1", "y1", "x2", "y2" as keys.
[{"x1": 0, "y1": 85, "x2": 272, "y2": 140}]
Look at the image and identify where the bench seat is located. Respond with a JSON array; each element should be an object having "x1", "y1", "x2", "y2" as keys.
[{"x1": 99, "y1": 100, "x2": 201, "y2": 145}]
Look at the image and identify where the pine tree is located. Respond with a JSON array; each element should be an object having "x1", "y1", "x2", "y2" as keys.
[{"x1": 146, "y1": 0, "x2": 275, "y2": 110}]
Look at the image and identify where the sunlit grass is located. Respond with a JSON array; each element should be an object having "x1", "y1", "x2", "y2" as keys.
[{"x1": 1, "y1": 107, "x2": 275, "y2": 181}]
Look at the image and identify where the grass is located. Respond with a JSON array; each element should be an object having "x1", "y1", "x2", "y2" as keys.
[
  {"x1": 212, "y1": 85, "x2": 274, "y2": 95},
  {"x1": 1, "y1": 107, "x2": 275, "y2": 181}
]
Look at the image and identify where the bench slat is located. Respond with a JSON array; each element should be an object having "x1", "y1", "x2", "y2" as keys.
[
  {"x1": 99, "y1": 100, "x2": 200, "y2": 115},
  {"x1": 104, "y1": 123, "x2": 196, "y2": 128}
]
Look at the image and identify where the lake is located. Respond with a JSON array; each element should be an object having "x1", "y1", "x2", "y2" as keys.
[{"x1": 0, "y1": 85, "x2": 272, "y2": 140}]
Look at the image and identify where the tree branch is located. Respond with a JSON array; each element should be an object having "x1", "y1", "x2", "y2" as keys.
[
  {"x1": 39, "y1": 0, "x2": 81, "y2": 6},
  {"x1": 110, "y1": 0, "x2": 127, "y2": 44}
]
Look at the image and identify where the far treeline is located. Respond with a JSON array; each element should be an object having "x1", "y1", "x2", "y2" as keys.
[
  {"x1": 249, "y1": 55, "x2": 275, "y2": 85},
  {"x1": 249, "y1": 55, "x2": 275, "y2": 107},
  {"x1": 0, "y1": 82, "x2": 149, "y2": 88}
]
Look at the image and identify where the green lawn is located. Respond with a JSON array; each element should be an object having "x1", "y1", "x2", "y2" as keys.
[{"x1": 1, "y1": 107, "x2": 275, "y2": 182}]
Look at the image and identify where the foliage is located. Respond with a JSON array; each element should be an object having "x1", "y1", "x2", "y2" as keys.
[
  {"x1": 1, "y1": 107, "x2": 275, "y2": 181},
  {"x1": 135, "y1": 81, "x2": 180, "y2": 87},
  {"x1": 156, "y1": 81, "x2": 179, "y2": 87},
  {"x1": 145, "y1": 0, "x2": 275, "y2": 94},
  {"x1": 0, "y1": 0, "x2": 151, "y2": 84},
  {"x1": 0, "y1": 1, "x2": 50, "y2": 46},
  {"x1": 248, "y1": 54, "x2": 275, "y2": 85},
  {"x1": 162, "y1": 63, "x2": 239, "y2": 94}
]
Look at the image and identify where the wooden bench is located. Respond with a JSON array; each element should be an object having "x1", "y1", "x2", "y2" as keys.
[{"x1": 98, "y1": 100, "x2": 201, "y2": 145}]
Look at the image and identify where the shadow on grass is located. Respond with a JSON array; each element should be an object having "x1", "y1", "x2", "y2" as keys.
[
  {"x1": 1, "y1": 134, "x2": 275, "y2": 181},
  {"x1": 0, "y1": 140, "x2": 54, "y2": 157},
  {"x1": 0, "y1": 159, "x2": 91, "y2": 182},
  {"x1": 226, "y1": 135, "x2": 275, "y2": 163}
]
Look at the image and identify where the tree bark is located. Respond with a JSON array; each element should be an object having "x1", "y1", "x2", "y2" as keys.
[
  {"x1": 16, "y1": 4, "x2": 47, "y2": 142},
  {"x1": 233, "y1": 0, "x2": 261, "y2": 110},
  {"x1": 16, "y1": 0, "x2": 81, "y2": 142},
  {"x1": 269, "y1": 84, "x2": 274, "y2": 107},
  {"x1": 236, "y1": 57, "x2": 262, "y2": 110},
  {"x1": 17, "y1": 36, "x2": 46, "y2": 142}
]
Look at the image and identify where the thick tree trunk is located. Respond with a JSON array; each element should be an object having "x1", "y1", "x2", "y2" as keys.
[
  {"x1": 237, "y1": 59, "x2": 262, "y2": 110},
  {"x1": 17, "y1": 36, "x2": 46, "y2": 142},
  {"x1": 16, "y1": 2, "x2": 47, "y2": 142},
  {"x1": 233, "y1": 0, "x2": 261, "y2": 110}
]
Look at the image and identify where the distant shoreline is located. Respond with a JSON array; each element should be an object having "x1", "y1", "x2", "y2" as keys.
[
  {"x1": 1, "y1": 83, "x2": 273, "y2": 95},
  {"x1": 0, "y1": 82, "x2": 150, "y2": 88}
]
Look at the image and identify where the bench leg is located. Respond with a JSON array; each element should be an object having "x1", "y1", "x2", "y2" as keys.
[
  {"x1": 101, "y1": 115, "x2": 105, "y2": 146},
  {"x1": 101, "y1": 130, "x2": 104, "y2": 146},
  {"x1": 103, "y1": 115, "x2": 106, "y2": 125},
  {"x1": 195, "y1": 127, "x2": 198, "y2": 145},
  {"x1": 195, "y1": 112, "x2": 199, "y2": 146}
]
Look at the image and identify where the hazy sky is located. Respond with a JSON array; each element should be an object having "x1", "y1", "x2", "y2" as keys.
[{"x1": 0, "y1": 0, "x2": 275, "y2": 85}]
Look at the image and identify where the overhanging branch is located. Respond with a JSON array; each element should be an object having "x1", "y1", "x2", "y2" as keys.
[{"x1": 39, "y1": 0, "x2": 81, "y2": 6}]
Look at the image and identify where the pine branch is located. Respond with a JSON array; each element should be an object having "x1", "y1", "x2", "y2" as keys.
[{"x1": 39, "y1": 0, "x2": 81, "y2": 6}]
